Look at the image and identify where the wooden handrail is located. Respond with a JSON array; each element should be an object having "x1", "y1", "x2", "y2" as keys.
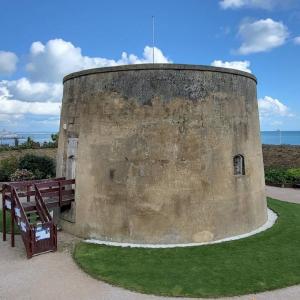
[
  {"x1": 35, "y1": 178, "x2": 75, "y2": 189},
  {"x1": 6, "y1": 177, "x2": 66, "y2": 189},
  {"x1": 34, "y1": 197, "x2": 48, "y2": 223},
  {"x1": 15, "y1": 186, "x2": 73, "y2": 198},
  {"x1": 34, "y1": 184, "x2": 52, "y2": 222},
  {"x1": 11, "y1": 187, "x2": 31, "y2": 230},
  {"x1": 35, "y1": 181, "x2": 59, "y2": 189},
  {"x1": 60, "y1": 179, "x2": 75, "y2": 186}
]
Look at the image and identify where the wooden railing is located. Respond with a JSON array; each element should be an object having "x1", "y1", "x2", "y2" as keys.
[
  {"x1": 11, "y1": 186, "x2": 32, "y2": 257},
  {"x1": 1, "y1": 177, "x2": 75, "y2": 258},
  {"x1": 34, "y1": 184, "x2": 52, "y2": 222},
  {"x1": 35, "y1": 179, "x2": 75, "y2": 208}
]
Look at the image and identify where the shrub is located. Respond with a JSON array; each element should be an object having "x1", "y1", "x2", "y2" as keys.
[
  {"x1": 265, "y1": 167, "x2": 287, "y2": 185},
  {"x1": 18, "y1": 154, "x2": 55, "y2": 179},
  {"x1": 286, "y1": 168, "x2": 300, "y2": 183},
  {"x1": 10, "y1": 169, "x2": 35, "y2": 181},
  {"x1": 18, "y1": 137, "x2": 41, "y2": 149},
  {"x1": 0, "y1": 157, "x2": 19, "y2": 182},
  {"x1": 265, "y1": 167, "x2": 300, "y2": 185}
]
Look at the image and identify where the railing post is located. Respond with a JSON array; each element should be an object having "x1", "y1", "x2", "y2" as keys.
[
  {"x1": 28, "y1": 228, "x2": 34, "y2": 259},
  {"x1": 53, "y1": 224, "x2": 58, "y2": 251},
  {"x1": 11, "y1": 191, "x2": 15, "y2": 247},
  {"x1": 27, "y1": 184, "x2": 30, "y2": 202},
  {"x1": 2, "y1": 188, "x2": 6, "y2": 241},
  {"x1": 59, "y1": 181, "x2": 62, "y2": 207}
]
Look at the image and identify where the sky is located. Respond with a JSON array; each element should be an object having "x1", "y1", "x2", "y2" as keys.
[{"x1": 0, "y1": 0, "x2": 299, "y2": 132}]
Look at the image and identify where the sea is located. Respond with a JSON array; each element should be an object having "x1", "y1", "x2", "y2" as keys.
[
  {"x1": 261, "y1": 131, "x2": 300, "y2": 145},
  {"x1": 0, "y1": 131, "x2": 300, "y2": 146},
  {"x1": 0, "y1": 132, "x2": 54, "y2": 146}
]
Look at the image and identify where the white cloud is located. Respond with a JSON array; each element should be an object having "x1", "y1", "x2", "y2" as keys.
[
  {"x1": 220, "y1": 0, "x2": 244, "y2": 9},
  {"x1": 0, "y1": 86, "x2": 60, "y2": 116},
  {"x1": 26, "y1": 39, "x2": 171, "y2": 82},
  {"x1": 0, "y1": 39, "x2": 171, "y2": 131},
  {"x1": 211, "y1": 60, "x2": 252, "y2": 73},
  {"x1": 294, "y1": 36, "x2": 300, "y2": 44},
  {"x1": 0, "y1": 78, "x2": 62, "y2": 102},
  {"x1": 220, "y1": 0, "x2": 294, "y2": 10},
  {"x1": 271, "y1": 120, "x2": 283, "y2": 126},
  {"x1": 0, "y1": 113, "x2": 23, "y2": 123},
  {"x1": 237, "y1": 18, "x2": 289, "y2": 55},
  {"x1": 123, "y1": 46, "x2": 171, "y2": 64},
  {"x1": 0, "y1": 51, "x2": 18, "y2": 75},
  {"x1": 258, "y1": 96, "x2": 293, "y2": 117}
]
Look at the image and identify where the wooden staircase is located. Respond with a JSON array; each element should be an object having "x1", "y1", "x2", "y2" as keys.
[{"x1": 2, "y1": 178, "x2": 75, "y2": 258}]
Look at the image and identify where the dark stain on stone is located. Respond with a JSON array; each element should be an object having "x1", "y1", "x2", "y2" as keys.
[{"x1": 109, "y1": 169, "x2": 115, "y2": 180}]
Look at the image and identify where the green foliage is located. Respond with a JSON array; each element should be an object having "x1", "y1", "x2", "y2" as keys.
[
  {"x1": 0, "y1": 157, "x2": 19, "y2": 181},
  {"x1": 265, "y1": 167, "x2": 288, "y2": 184},
  {"x1": 74, "y1": 199, "x2": 300, "y2": 298},
  {"x1": 265, "y1": 167, "x2": 300, "y2": 185},
  {"x1": 51, "y1": 133, "x2": 58, "y2": 144},
  {"x1": 18, "y1": 154, "x2": 55, "y2": 179},
  {"x1": 0, "y1": 154, "x2": 55, "y2": 182},
  {"x1": 22, "y1": 137, "x2": 40, "y2": 149},
  {"x1": 286, "y1": 168, "x2": 300, "y2": 180},
  {"x1": 0, "y1": 133, "x2": 58, "y2": 152}
]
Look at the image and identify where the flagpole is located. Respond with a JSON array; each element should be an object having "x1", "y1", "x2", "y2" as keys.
[{"x1": 152, "y1": 16, "x2": 155, "y2": 63}]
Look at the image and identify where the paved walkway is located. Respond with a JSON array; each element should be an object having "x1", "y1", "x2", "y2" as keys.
[
  {"x1": 266, "y1": 186, "x2": 300, "y2": 204},
  {"x1": 0, "y1": 186, "x2": 299, "y2": 300}
]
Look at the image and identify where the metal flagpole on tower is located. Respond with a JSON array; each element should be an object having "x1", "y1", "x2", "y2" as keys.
[{"x1": 152, "y1": 16, "x2": 155, "y2": 63}]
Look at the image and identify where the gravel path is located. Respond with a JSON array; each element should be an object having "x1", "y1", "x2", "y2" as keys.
[{"x1": 0, "y1": 186, "x2": 299, "y2": 300}]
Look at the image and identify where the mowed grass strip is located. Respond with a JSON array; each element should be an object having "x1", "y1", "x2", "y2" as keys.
[{"x1": 73, "y1": 198, "x2": 300, "y2": 298}]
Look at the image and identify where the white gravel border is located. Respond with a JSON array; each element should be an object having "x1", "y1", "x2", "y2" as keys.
[{"x1": 85, "y1": 208, "x2": 277, "y2": 249}]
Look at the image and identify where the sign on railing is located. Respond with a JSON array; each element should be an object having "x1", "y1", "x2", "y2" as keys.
[{"x1": 35, "y1": 226, "x2": 50, "y2": 241}]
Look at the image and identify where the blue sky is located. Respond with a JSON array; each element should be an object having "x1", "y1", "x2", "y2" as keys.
[{"x1": 0, "y1": 0, "x2": 299, "y2": 132}]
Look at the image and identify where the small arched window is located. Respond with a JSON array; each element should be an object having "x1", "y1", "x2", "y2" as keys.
[{"x1": 233, "y1": 154, "x2": 245, "y2": 175}]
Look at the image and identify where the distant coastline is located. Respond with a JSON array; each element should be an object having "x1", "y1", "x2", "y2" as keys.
[
  {"x1": 261, "y1": 131, "x2": 300, "y2": 145},
  {"x1": 1, "y1": 131, "x2": 300, "y2": 146}
]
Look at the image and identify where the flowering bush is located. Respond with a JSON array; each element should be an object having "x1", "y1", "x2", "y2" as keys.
[{"x1": 10, "y1": 169, "x2": 35, "y2": 182}]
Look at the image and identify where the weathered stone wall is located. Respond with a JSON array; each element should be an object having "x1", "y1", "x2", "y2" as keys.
[
  {"x1": 262, "y1": 145, "x2": 300, "y2": 168},
  {"x1": 57, "y1": 64, "x2": 267, "y2": 244},
  {"x1": 2, "y1": 145, "x2": 298, "y2": 169}
]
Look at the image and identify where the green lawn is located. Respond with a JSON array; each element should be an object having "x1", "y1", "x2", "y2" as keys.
[{"x1": 73, "y1": 198, "x2": 300, "y2": 298}]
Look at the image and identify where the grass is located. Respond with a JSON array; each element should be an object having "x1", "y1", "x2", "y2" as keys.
[
  {"x1": 73, "y1": 198, "x2": 300, "y2": 298},
  {"x1": 0, "y1": 209, "x2": 20, "y2": 234}
]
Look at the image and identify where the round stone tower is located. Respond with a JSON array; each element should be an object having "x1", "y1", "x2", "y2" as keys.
[{"x1": 57, "y1": 64, "x2": 267, "y2": 245}]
